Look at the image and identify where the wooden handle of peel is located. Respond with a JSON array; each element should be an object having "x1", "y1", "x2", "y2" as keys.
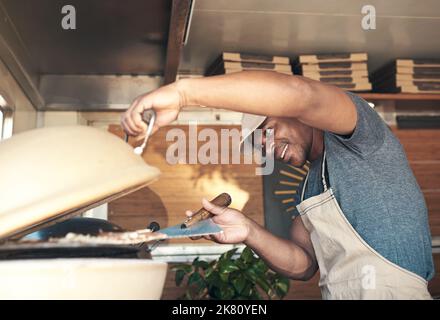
[{"x1": 181, "y1": 193, "x2": 232, "y2": 228}]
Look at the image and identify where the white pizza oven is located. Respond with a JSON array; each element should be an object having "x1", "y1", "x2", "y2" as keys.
[{"x1": 0, "y1": 125, "x2": 168, "y2": 299}]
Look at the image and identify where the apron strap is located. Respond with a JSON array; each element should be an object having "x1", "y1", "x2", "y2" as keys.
[
  {"x1": 300, "y1": 150, "x2": 328, "y2": 201},
  {"x1": 321, "y1": 150, "x2": 328, "y2": 192},
  {"x1": 300, "y1": 171, "x2": 309, "y2": 202}
]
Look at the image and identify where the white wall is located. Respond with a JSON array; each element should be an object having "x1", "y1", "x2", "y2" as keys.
[
  {"x1": 41, "y1": 111, "x2": 122, "y2": 128},
  {"x1": 41, "y1": 109, "x2": 243, "y2": 128},
  {"x1": 42, "y1": 111, "x2": 80, "y2": 127},
  {"x1": 0, "y1": 59, "x2": 37, "y2": 133}
]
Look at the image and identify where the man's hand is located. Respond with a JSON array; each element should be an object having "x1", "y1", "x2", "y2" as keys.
[
  {"x1": 186, "y1": 198, "x2": 254, "y2": 244},
  {"x1": 186, "y1": 198, "x2": 318, "y2": 280},
  {"x1": 121, "y1": 82, "x2": 184, "y2": 139}
]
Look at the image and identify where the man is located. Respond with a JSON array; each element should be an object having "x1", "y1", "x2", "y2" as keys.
[{"x1": 122, "y1": 71, "x2": 434, "y2": 299}]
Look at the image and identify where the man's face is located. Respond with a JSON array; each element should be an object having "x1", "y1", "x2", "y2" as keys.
[{"x1": 261, "y1": 117, "x2": 313, "y2": 167}]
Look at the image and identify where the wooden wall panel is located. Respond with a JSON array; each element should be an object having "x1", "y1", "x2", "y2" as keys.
[
  {"x1": 428, "y1": 254, "x2": 440, "y2": 298},
  {"x1": 388, "y1": 125, "x2": 439, "y2": 298},
  {"x1": 391, "y1": 128, "x2": 440, "y2": 161},
  {"x1": 285, "y1": 275, "x2": 321, "y2": 300},
  {"x1": 410, "y1": 163, "x2": 440, "y2": 190},
  {"x1": 391, "y1": 127, "x2": 440, "y2": 237},
  {"x1": 162, "y1": 266, "x2": 187, "y2": 300},
  {"x1": 426, "y1": 192, "x2": 440, "y2": 236},
  {"x1": 107, "y1": 124, "x2": 263, "y2": 244}
]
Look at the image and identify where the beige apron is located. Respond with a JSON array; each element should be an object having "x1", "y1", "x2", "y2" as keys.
[{"x1": 296, "y1": 151, "x2": 432, "y2": 300}]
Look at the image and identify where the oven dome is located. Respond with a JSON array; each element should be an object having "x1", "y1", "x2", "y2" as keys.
[{"x1": 0, "y1": 126, "x2": 160, "y2": 240}]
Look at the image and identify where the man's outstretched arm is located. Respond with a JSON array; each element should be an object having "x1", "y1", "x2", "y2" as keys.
[
  {"x1": 178, "y1": 71, "x2": 357, "y2": 135},
  {"x1": 122, "y1": 71, "x2": 357, "y2": 137}
]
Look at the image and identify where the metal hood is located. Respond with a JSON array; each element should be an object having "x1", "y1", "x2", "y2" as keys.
[
  {"x1": 0, "y1": 0, "x2": 193, "y2": 111},
  {"x1": 2, "y1": 0, "x2": 439, "y2": 112}
]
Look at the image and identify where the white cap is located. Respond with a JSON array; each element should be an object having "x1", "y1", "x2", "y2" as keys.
[{"x1": 239, "y1": 113, "x2": 267, "y2": 153}]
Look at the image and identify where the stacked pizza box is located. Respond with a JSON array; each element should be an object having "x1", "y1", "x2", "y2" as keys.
[
  {"x1": 372, "y1": 59, "x2": 440, "y2": 94},
  {"x1": 294, "y1": 53, "x2": 371, "y2": 92},
  {"x1": 205, "y1": 52, "x2": 292, "y2": 76},
  {"x1": 176, "y1": 72, "x2": 203, "y2": 81}
]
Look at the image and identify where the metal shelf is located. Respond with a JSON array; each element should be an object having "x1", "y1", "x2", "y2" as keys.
[{"x1": 359, "y1": 93, "x2": 440, "y2": 101}]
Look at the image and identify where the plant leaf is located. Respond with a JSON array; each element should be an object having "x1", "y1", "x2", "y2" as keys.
[
  {"x1": 193, "y1": 260, "x2": 210, "y2": 270},
  {"x1": 245, "y1": 268, "x2": 276, "y2": 299},
  {"x1": 241, "y1": 283, "x2": 253, "y2": 297},
  {"x1": 274, "y1": 278, "x2": 290, "y2": 297},
  {"x1": 205, "y1": 266, "x2": 214, "y2": 278},
  {"x1": 209, "y1": 286, "x2": 222, "y2": 300},
  {"x1": 219, "y1": 271, "x2": 229, "y2": 282},
  {"x1": 188, "y1": 271, "x2": 203, "y2": 286},
  {"x1": 219, "y1": 285, "x2": 235, "y2": 299},
  {"x1": 172, "y1": 264, "x2": 192, "y2": 273},
  {"x1": 231, "y1": 276, "x2": 247, "y2": 294},
  {"x1": 175, "y1": 246, "x2": 289, "y2": 300},
  {"x1": 244, "y1": 268, "x2": 259, "y2": 282},
  {"x1": 184, "y1": 291, "x2": 193, "y2": 300},
  {"x1": 249, "y1": 289, "x2": 262, "y2": 300},
  {"x1": 256, "y1": 276, "x2": 272, "y2": 295},
  {"x1": 235, "y1": 258, "x2": 247, "y2": 270},
  {"x1": 219, "y1": 260, "x2": 240, "y2": 274},
  {"x1": 254, "y1": 259, "x2": 269, "y2": 274},
  {"x1": 240, "y1": 246, "x2": 255, "y2": 264},
  {"x1": 175, "y1": 269, "x2": 186, "y2": 287},
  {"x1": 220, "y1": 248, "x2": 238, "y2": 261},
  {"x1": 206, "y1": 272, "x2": 223, "y2": 289}
]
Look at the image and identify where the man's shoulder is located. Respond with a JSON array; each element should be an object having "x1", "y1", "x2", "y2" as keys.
[{"x1": 324, "y1": 92, "x2": 396, "y2": 157}]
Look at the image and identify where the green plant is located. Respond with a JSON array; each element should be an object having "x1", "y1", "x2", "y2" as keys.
[{"x1": 172, "y1": 247, "x2": 290, "y2": 300}]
